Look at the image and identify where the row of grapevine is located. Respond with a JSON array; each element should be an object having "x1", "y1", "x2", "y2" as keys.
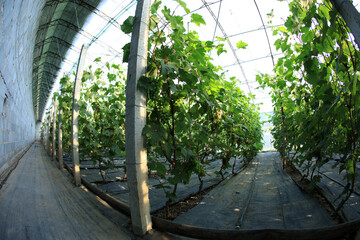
[
  {"x1": 44, "y1": 61, "x2": 128, "y2": 181},
  {"x1": 131, "y1": 0, "x2": 263, "y2": 215},
  {"x1": 257, "y1": 0, "x2": 360, "y2": 211},
  {"x1": 42, "y1": 0, "x2": 263, "y2": 217}
]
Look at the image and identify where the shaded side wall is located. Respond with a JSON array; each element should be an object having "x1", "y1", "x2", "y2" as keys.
[{"x1": 0, "y1": 0, "x2": 44, "y2": 172}]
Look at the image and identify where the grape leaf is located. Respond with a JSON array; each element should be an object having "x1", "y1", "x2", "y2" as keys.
[
  {"x1": 121, "y1": 16, "x2": 134, "y2": 34},
  {"x1": 236, "y1": 40, "x2": 248, "y2": 49},
  {"x1": 191, "y1": 13, "x2": 206, "y2": 26}
]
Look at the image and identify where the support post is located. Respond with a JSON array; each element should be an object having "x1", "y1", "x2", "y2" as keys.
[
  {"x1": 58, "y1": 107, "x2": 63, "y2": 170},
  {"x1": 47, "y1": 112, "x2": 52, "y2": 154},
  {"x1": 332, "y1": 0, "x2": 360, "y2": 48},
  {"x1": 125, "y1": 0, "x2": 152, "y2": 235},
  {"x1": 45, "y1": 122, "x2": 48, "y2": 147},
  {"x1": 50, "y1": 107, "x2": 53, "y2": 155},
  {"x1": 52, "y1": 100, "x2": 57, "y2": 161},
  {"x1": 44, "y1": 119, "x2": 48, "y2": 148},
  {"x1": 71, "y1": 44, "x2": 88, "y2": 187}
]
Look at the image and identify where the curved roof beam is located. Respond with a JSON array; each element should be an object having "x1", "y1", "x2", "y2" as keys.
[{"x1": 201, "y1": 0, "x2": 252, "y2": 94}]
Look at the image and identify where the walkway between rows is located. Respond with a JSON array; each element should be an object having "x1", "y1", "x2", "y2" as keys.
[
  {"x1": 174, "y1": 152, "x2": 336, "y2": 230},
  {"x1": 0, "y1": 142, "x2": 133, "y2": 240}
]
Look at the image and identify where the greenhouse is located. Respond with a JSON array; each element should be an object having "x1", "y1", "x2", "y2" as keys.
[{"x1": 0, "y1": 0, "x2": 360, "y2": 239}]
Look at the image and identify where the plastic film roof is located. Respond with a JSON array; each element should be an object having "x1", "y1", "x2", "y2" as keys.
[
  {"x1": 33, "y1": 0, "x2": 101, "y2": 120},
  {"x1": 33, "y1": 0, "x2": 290, "y2": 123}
]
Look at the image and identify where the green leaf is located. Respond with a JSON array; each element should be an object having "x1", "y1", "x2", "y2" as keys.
[
  {"x1": 301, "y1": 30, "x2": 314, "y2": 43},
  {"x1": 94, "y1": 57, "x2": 101, "y2": 62},
  {"x1": 176, "y1": 0, "x2": 190, "y2": 14},
  {"x1": 274, "y1": 39, "x2": 282, "y2": 50},
  {"x1": 216, "y1": 43, "x2": 226, "y2": 56},
  {"x1": 161, "y1": 60, "x2": 176, "y2": 75},
  {"x1": 107, "y1": 73, "x2": 116, "y2": 82},
  {"x1": 121, "y1": 16, "x2": 135, "y2": 34},
  {"x1": 191, "y1": 13, "x2": 206, "y2": 26},
  {"x1": 236, "y1": 40, "x2": 248, "y2": 49},
  {"x1": 149, "y1": 15, "x2": 159, "y2": 31},
  {"x1": 165, "y1": 191, "x2": 177, "y2": 202},
  {"x1": 170, "y1": 84, "x2": 178, "y2": 93},
  {"x1": 151, "y1": 0, "x2": 161, "y2": 14},
  {"x1": 94, "y1": 68, "x2": 103, "y2": 79},
  {"x1": 181, "y1": 148, "x2": 193, "y2": 160},
  {"x1": 215, "y1": 37, "x2": 227, "y2": 42},
  {"x1": 318, "y1": 4, "x2": 330, "y2": 19},
  {"x1": 352, "y1": 74, "x2": 358, "y2": 103},
  {"x1": 137, "y1": 76, "x2": 153, "y2": 91},
  {"x1": 148, "y1": 162, "x2": 167, "y2": 175},
  {"x1": 142, "y1": 123, "x2": 166, "y2": 144},
  {"x1": 122, "y1": 43, "x2": 131, "y2": 63}
]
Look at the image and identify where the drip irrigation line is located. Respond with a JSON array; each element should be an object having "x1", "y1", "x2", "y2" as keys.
[
  {"x1": 52, "y1": 146, "x2": 360, "y2": 239},
  {"x1": 275, "y1": 159, "x2": 287, "y2": 228},
  {"x1": 236, "y1": 162, "x2": 259, "y2": 228},
  {"x1": 319, "y1": 171, "x2": 360, "y2": 196}
]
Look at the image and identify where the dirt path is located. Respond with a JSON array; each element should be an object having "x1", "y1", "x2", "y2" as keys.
[
  {"x1": 0, "y1": 142, "x2": 133, "y2": 240},
  {"x1": 174, "y1": 152, "x2": 335, "y2": 230}
]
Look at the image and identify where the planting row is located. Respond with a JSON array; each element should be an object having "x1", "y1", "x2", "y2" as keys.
[{"x1": 257, "y1": 0, "x2": 360, "y2": 211}]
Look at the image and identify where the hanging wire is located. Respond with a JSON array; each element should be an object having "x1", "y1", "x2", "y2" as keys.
[
  {"x1": 212, "y1": 0, "x2": 222, "y2": 42},
  {"x1": 222, "y1": 53, "x2": 283, "y2": 68},
  {"x1": 64, "y1": 1, "x2": 136, "y2": 76},
  {"x1": 88, "y1": 0, "x2": 136, "y2": 47},
  {"x1": 201, "y1": 0, "x2": 252, "y2": 95},
  {"x1": 226, "y1": 24, "x2": 283, "y2": 39},
  {"x1": 253, "y1": 0, "x2": 275, "y2": 67}
]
